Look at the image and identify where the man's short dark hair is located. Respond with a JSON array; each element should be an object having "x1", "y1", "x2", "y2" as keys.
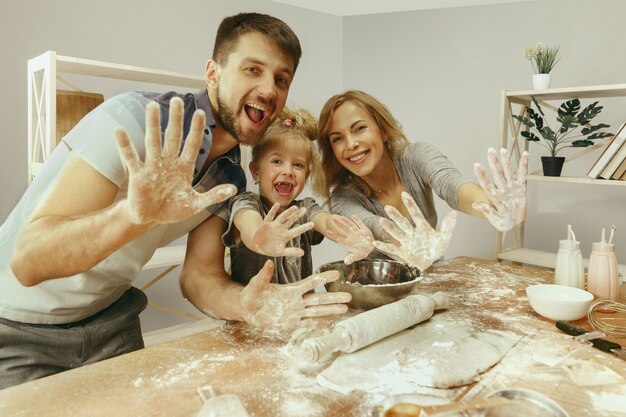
[{"x1": 213, "y1": 13, "x2": 302, "y2": 73}]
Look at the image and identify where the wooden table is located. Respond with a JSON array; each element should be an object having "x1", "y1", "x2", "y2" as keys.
[{"x1": 0, "y1": 257, "x2": 624, "y2": 417}]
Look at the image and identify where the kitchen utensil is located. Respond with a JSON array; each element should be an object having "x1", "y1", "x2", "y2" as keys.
[
  {"x1": 587, "y1": 225, "x2": 619, "y2": 301},
  {"x1": 382, "y1": 396, "x2": 510, "y2": 416},
  {"x1": 588, "y1": 298, "x2": 626, "y2": 338},
  {"x1": 484, "y1": 388, "x2": 570, "y2": 417},
  {"x1": 556, "y1": 320, "x2": 626, "y2": 359},
  {"x1": 377, "y1": 394, "x2": 449, "y2": 417},
  {"x1": 318, "y1": 259, "x2": 422, "y2": 309},
  {"x1": 298, "y1": 292, "x2": 449, "y2": 362},
  {"x1": 195, "y1": 385, "x2": 249, "y2": 417},
  {"x1": 553, "y1": 224, "x2": 584, "y2": 289},
  {"x1": 525, "y1": 284, "x2": 593, "y2": 321}
]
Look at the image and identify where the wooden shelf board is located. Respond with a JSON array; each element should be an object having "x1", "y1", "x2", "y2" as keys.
[
  {"x1": 142, "y1": 317, "x2": 223, "y2": 347},
  {"x1": 56, "y1": 54, "x2": 205, "y2": 89},
  {"x1": 526, "y1": 175, "x2": 626, "y2": 186},
  {"x1": 143, "y1": 245, "x2": 186, "y2": 270},
  {"x1": 506, "y1": 83, "x2": 626, "y2": 100},
  {"x1": 498, "y1": 247, "x2": 625, "y2": 278},
  {"x1": 499, "y1": 248, "x2": 557, "y2": 268}
]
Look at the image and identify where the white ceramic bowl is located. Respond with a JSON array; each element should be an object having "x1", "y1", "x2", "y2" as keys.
[{"x1": 525, "y1": 284, "x2": 594, "y2": 321}]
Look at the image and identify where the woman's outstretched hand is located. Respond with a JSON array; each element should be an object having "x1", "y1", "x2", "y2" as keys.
[
  {"x1": 247, "y1": 203, "x2": 314, "y2": 257},
  {"x1": 473, "y1": 148, "x2": 528, "y2": 232},
  {"x1": 373, "y1": 192, "x2": 457, "y2": 271},
  {"x1": 325, "y1": 215, "x2": 375, "y2": 265}
]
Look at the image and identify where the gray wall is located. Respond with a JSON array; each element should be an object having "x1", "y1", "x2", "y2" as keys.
[
  {"x1": 0, "y1": 0, "x2": 342, "y2": 221},
  {"x1": 341, "y1": 0, "x2": 626, "y2": 263},
  {"x1": 2, "y1": 0, "x2": 625, "y2": 332}
]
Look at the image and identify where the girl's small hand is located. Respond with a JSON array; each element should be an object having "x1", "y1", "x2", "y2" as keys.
[
  {"x1": 473, "y1": 148, "x2": 528, "y2": 232},
  {"x1": 325, "y1": 215, "x2": 374, "y2": 265},
  {"x1": 248, "y1": 203, "x2": 314, "y2": 257},
  {"x1": 373, "y1": 192, "x2": 457, "y2": 271}
]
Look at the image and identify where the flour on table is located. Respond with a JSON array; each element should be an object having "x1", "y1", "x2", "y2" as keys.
[
  {"x1": 463, "y1": 330, "x2": 626, "y2": 417},
  {"x1": 316, "y1": 314, "x2": 519, "y2": 395},
  {"x1": 588, "y1": 384, "x2": 626, "y2": 413},
  {"x1": 563, "y1": 359, "x2": 624, "y2": 386}
]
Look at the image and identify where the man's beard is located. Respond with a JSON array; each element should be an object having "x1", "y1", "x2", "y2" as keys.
[{"x1": 216, "y1": 87, "x2": 259, "y2": 146}]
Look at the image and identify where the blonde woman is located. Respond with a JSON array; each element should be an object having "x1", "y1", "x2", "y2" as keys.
[{"x1": 318, "y1": 90, "x2": 528, "y2": 271}]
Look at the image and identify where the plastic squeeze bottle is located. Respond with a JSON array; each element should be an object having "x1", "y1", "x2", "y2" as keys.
[
  {"x1": 195, "y1": 386, "x2": 250, "y2": 417},
  {"x1": 587, "y1": 226, "x2": 619, "y2": 301},
  {"x1": 554, "y1": 225, "x2": 584, "y2": 289}
]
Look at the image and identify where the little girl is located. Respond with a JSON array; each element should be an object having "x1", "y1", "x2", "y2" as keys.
[{"x1": 222, "y1": 108, "x2": 374, "y2": 285}]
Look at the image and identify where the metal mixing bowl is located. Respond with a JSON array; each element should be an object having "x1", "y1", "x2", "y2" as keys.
[{"x1": 317, "y1": 259, "x2": 422, "y2": 310}]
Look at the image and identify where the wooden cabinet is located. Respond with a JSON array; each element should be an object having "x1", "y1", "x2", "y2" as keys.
[{"x1": 496, "y1": 83, "x2": 626, "y2": 277}]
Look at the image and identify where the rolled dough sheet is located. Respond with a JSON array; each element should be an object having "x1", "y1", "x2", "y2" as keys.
[{"x1": 316, "y1": 314, "x2": 519, "y2": 394}]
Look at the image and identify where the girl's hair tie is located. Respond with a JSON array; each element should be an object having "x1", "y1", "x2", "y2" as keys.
[{"x1": 283, "y1": 118, "x2": 295, "y2": 127}]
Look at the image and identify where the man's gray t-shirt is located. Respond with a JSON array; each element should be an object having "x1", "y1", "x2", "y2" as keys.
[
  {"x1": 330, "y1": 142, "x2": 471, "y2": 257},
  {"x1": 222, "y1": 192, "x2": 324, "y2": 284},
  {"x1": 0, "y1": 90, "x2": 246, "y2": 324}
]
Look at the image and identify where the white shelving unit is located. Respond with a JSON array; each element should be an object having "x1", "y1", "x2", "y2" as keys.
[
  {"x1": 27, "y1": 51, "x2": 208, "y2": 324},
  {"x1": 27, "y1": 50, "x2": 205, "y2": 182},
  {"x1": 496, "y1": 84, "x2": 626, "y2": 277}
]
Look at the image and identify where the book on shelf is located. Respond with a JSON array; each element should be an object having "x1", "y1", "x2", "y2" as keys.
[
  {"x1": 612, "y1": 157, "x2": 626, "y2": 179},
  {"x1": 587, "y1": 121, "x2": 626, "y2": 178},
  {"x1": 599, "y1": 139, "x2": 626, "y2": 179}
]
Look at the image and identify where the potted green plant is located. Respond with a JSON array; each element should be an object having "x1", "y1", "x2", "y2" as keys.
[
  {"x1": 512, "y1": 97, "x2": 613, "y2": 176},
  {"x1": 525, "y1": 43, "x2": 560, "y2": 89}
]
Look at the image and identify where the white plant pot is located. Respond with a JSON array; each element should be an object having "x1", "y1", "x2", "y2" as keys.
[{"x1": 532, "y1": 73, "x2": 551, "y2": 90}]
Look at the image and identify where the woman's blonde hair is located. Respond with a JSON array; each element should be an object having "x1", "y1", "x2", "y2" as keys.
[
  {"x1": 251, "y1": 108, "x2": 326, "y2": 196},
  {"x1": 317, "y1": 90, "x2": 408, "y2": 201}
]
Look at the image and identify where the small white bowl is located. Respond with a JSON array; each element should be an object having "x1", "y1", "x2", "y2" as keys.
[{"x1": 525, "y1": 284, "x2": 594, "y2": 321}]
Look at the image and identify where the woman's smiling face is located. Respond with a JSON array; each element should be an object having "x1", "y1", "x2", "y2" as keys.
[{"x1": 327, "y1": 100, "x2": 387, "y2": 178}]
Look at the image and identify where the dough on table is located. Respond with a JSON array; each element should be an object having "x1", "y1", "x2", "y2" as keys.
[{"x1": 316, "y1": 314, "x2": 519, "y2": 394}]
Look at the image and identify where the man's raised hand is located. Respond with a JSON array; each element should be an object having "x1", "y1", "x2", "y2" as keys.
[{"x1": 115, "y1": 97, "x2": 236, "y2": 225}]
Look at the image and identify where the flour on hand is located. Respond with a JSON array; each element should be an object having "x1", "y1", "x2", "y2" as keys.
[
  {"x1": 472, "y1": 148, "x2": 528, "y2": 233},
  {"x1": 373, "y1": 192, "x2": 457, "y2": 271}
]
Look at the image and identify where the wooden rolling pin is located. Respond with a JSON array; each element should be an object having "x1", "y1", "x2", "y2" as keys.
[{"x1": 300, "y1": 292, "x2": 449, "y2": 362}]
